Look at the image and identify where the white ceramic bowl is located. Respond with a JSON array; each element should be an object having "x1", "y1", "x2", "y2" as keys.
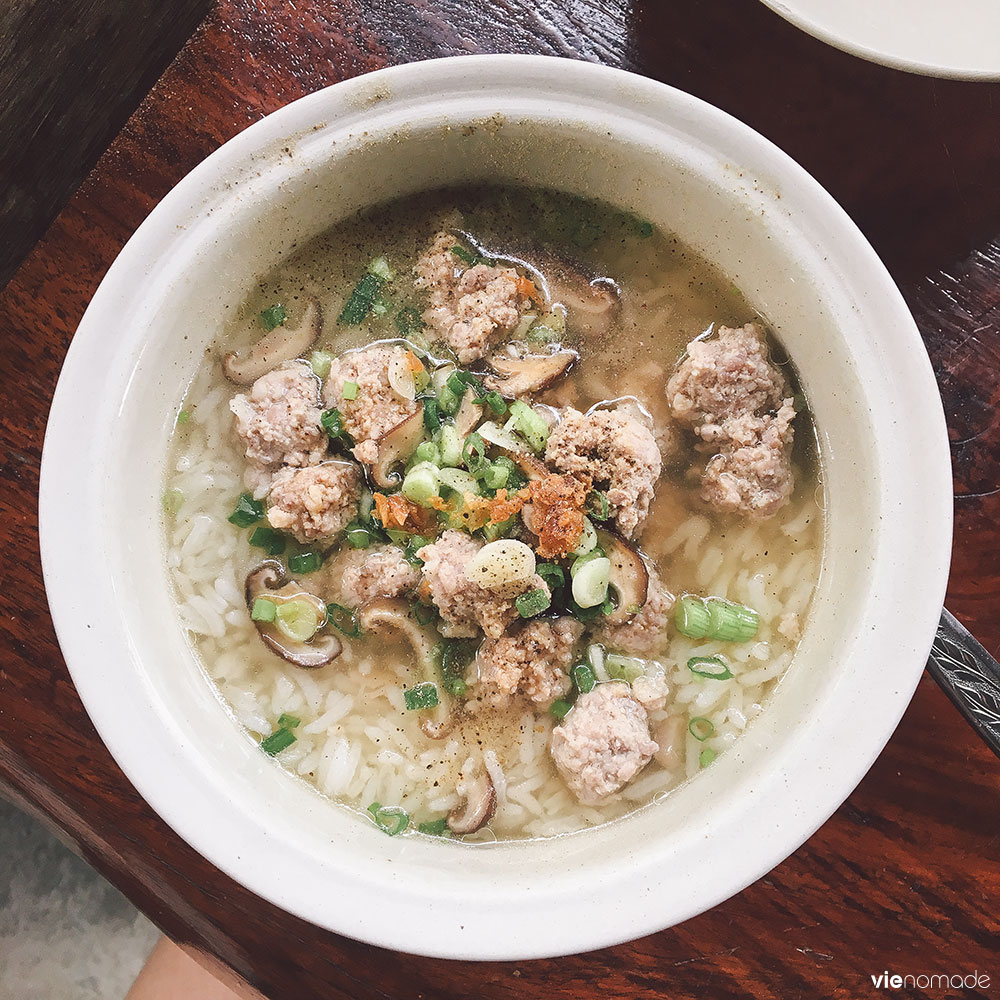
[{"x1": 39, "y1": 56, "x2": 952, "y2": 960}]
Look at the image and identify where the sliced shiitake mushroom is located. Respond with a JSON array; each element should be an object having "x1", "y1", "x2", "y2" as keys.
[
  {"x1": 370, "y1": 406, "x2": 425, "y2": 488},
  {"x1": 245, "y1": 561, "x2": 342, "y2": 667},
  {"x1": 357, "y1": 598, "x2": 457, "y2": 740},
  {"x1": 447, "y1": 767, "x2": 496, "y2": 834},
  {"x1": 596, "y1": 529, "x2": 649, "y2": 626},
  {"x1": 483, "y1": 349, "x2": 577, "y2": 398},
  {"x1": 454, "y1": 387, "x2": 482, "y2": 437},
  {"x1": 223, "y1": 297, "x2": 323, "y2": 385}
]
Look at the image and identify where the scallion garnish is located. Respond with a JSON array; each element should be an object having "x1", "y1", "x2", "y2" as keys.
[
  {"x1": 326, "y1": 603, "x2": 361, "y2": 638},
  {"x1": 605, "y1": 653, "x2": 645, "y2": 684},
  {"x1": 412, "y1": 602, "x2": 437, "y2": 627},
  {"x1": 515, "y1": 588, "x2": 550, "y2": 619},
  {"x1": 417, "y1": 818, "x2": 449, "y2": 836},
  {"x1": 162, "y1": 488, "x2": 184, "y2": 516},
  {"x1": 586, "y1": 489, "x2": 610, "y2": 521},
  {"x1": 345, "y1": 521, "x2": 374, "y2": 548},
  {"x1": 288, "y1": 551, "x2": 322, "y2": 575},
  {"x1": 260, "y1": 728, "x2": 296, "y2": 755},
  {"x1": 395, "y1": 307, "x2": 423, "y2": 338},
  {"x1": 480, "y1": 461, "x2": 509, "y2": 491},
  {"x1": 309, "y1": 350, "x2": 333, "y2": 379},
  {"x1": 572, "y1": 663, "x2": 596, "y2": 694},
  {"x1": 688, "y1": 717, "x2": 715, "y2": 741},
  {"x1": 277, "y1": 713, "x2": 301, "y2": 729},
  {"x1": 341, "y1": 380, "x2": 359, "y2": 400},
  {"x1": 259, "y1": 303, "x2": 287, "y2": 330},
  {"x1": 251, "y1": 597, "x2": 277, "y2": 623},
  {"x1": 403, "y1": 682, "x2": 440, "y2": 711},
  {"x1": 175, "y1": 409, "x2": 191, "y2": 426},
  {"x1": 446, "y1": 370, "x2": 484, "y2": 398},
  {"x1": 687, "y1": 656, "x2": 734, "y2": 680},
  {"x1": 550, "y1": 700, "x2": 572, "y2": 720},
  {"x1": 675, "y1": 595, "x2": 712, "y2": 638},
  {"x1": 367, "y1": 802, "x2": 410, "y2": 836},
  {"x1": 699, "y1": 747, "x2": 717, "y2": 768},
  {"x1": 403, "y1": 535, "x2": 429, "y2": 567},
  {"x1": 503, "y1": 400, "x2": 549, "y2": 452},
  {"x1": 437, "y1": 639, "x2": 476, "y2": 697},
  {"x1": 275, "y1": 599, "x2": 319, "y2": 642},
  {"x1": 536, "y1": 563, "x2": 565, "y2": 592},
  {"x1": 249, "y1": 526, "x2": 286, "y2": 556},
  {"x1": 339, "y1": 272, "x2": 383, "y2": 325},
  {"x1": 321, "y1": 407, "x2": 352, "y2": 443},
  {"x1": 228, "y1": 492, "x2": 265, "y2": 527},
  {"x1": 706, "y1": 599, "x2": 760, "y2": 642},
  {"x1": 450, "y1": 245, "x2": 478, "y2": 266},
  {"x1": 473, "y1": 389, "x2": 507, "y2": 417},
  {"x1": 462, "y1": 432, "x2": 488, "y2": 475}
]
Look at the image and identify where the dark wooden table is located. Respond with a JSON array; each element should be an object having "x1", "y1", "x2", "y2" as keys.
[{"x1": 1, "y1": 2, "x2": 998, "y2": 998}]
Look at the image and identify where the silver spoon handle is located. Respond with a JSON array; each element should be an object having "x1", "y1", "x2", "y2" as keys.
[{"x1": 927, "y1": 608, "x2": 1000, "y2": 758}]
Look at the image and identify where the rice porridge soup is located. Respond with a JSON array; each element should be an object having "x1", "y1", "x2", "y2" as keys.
[{"x1": 164, "y1": 186, "x2": 823, "y2": 841}]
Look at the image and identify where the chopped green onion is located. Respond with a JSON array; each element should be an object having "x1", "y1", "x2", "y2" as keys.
[
  {"x1": 451, "y1": 679, "x2": 468, "y2": 698},
  {"x1": 423, "y1": 397, "x2": 441, "y2": 433},
  {"x1": 275, "y1": 599, "x2": 319, "y2": 642},
  {"x1": 437, "y1": 384, "x2": 461, "y2": 415},
  {"x1": 675, "y1": 595, "x2": 712, "y2": 639},
  {"x1": 480, "y1": 513, "x2": 517, "y2": 542},
  {"x1": 309, "y1": 350, "x2": 333, "y2": 379},
  {"x1": 251, "y1": 597, "x2": 277, "y2": 623},
  {"x1": 288, "y1": 551, "x2": 322, "y2": 575},
  {"x1": 345, "y1": 521, "x2": 374, "y2": 548},
  {"x1": 450, "y1": 245, "x2": 478, "y2": 266},
  {"x1": 571, "y1": 516, "x2": 598, "y2": 557},
  {"x1": 586, "y1": 489, "x2": 610, "y2": 521},
  {"x1": 175, "y1": 409, "x2": 191, "y2": 426},
  {"x1": 525, "y1": 323, "x2": 561, "y2": 344},
  {"x1": 260, "y1": 728, "x2": 296, "y2": 755},
  {"x1": 536, "y1": 563, "x2": 565, "y2": 591},
  {"x1": 277, "y1": 713, "x2": 301, "y2": 729},
  {"x1": 567, "y1": 596, "x2": 605, "y2": 622},
  {"x1": 369, "y1": 256, "x2": 393, "y2": 281},
  {"x1": 447, "y1": 370, "x2": 484, "y2": 397},
  {"x1": 339, "y1": 272, "x2": 383, "y2": 325},
  {"x1": 571, "y1": 556, "x2": 610, "y2": 609},
  {"x1": 259, "y1": 303, "x2": 287, "y2": 330},
  {"x1": 462, "y1": 432, "x2": 488, "y2": 475},
  {"x1": 480, "y1": 461, "x2": 509, "y2": 491},
  {"x1": 367, "y1": 802, "x2": 409, "y2": 836},
  {"x1": 403, "y1": 682, "x2": 440, "y2": 711},
  {"x1": 516, "y1": 588, "x2": 550, "y2": 619},
  {"x1": 412, "y1": 601, "x2": 437, "y2": 626},
  {"x1": 699, "y1": 747, "x2": 717, "y2": 768},
  {"x1": 228, "y1": 492, "x2": 265, "y2": 527},
  {"x1": 395, "y1": 307, "x2": 423, "y2": 338},
  {"x1": 417, "y1": 818, "x2": 449, "y2": 836},
  {"x1": 437, "y1": 424, "x2": 463, "y2": 467},
  {"x1": 437, "y1": 638, "x2": 477, "y2": 696},
  {"x1": 437, "y1": 467, "x2": 480, "y2": 497},
  {"x1": 550, "y1": 700, "x2": 573, "y2": 720},
  {"x1": 162, "y1": 488, "x2": 184, "y2": 516},
  {"x1": 403, "y1": 535, "x2": 429, "y2": 567},
  {"x1": 688, "y1": 717, "x2": 715, "y2": 741},
  {"x1": 326, "y1": 603, "x2": 361, "y2": 638},
  {"x1": 605, "y1": 653, "x2": 646, "y2": 684},
  {"x1": 706, "y1": 599, "x2": 760, "y2": 643},
  {"x1": 572, "y1": 663, "x2": 596, "y2": 694},
  {"x1": 636, "y1": 220, "x2": 654, "y2": 238},
  {"x1": 321, "y1": 407, "x2": 352, "y2": 443},
  {"x1": 504, "y1": 400, "x2": 549, "y2": 452},
  {"x1": 412, "y1": 440, "x2": 441, "y2": 466},
  {"x1": 341, "y1": 380, "x2": 359, "y2": 400},
  {"x1": 570, "y1": 549, "x2": 609, "y2": 577},
  {"x1": 402, "y1": 463, "x2": 440, "y2": 507},
  {"x1": 473, "y1": 389, "x2": 507, "y2": 416},
  {"x1": 249, "y1": 526, "x2": 286, "y2": 556},
  {"x1": 687, "y1": 656, "x2": 734, "y2": 680}
]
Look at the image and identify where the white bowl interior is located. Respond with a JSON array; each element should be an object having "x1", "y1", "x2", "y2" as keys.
[{"x1": 40, "y1": 57, "x2": 951, "y2": 959}]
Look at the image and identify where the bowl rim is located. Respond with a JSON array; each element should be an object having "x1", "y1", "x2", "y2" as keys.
[{"x1": 38, "y1": 54, "x2": 953, "y2": 959}]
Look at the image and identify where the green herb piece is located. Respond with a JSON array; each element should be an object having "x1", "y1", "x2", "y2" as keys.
[
  {"x1": 586, "y1": 489, "x2": 610, "y2": 521},
  {"x1": 423, "y1": 396, "x2": 441, "y2": 433},
  {"x1": 162, "y1": 488, "x2": 184, "y2": 516},
  {"x1": 412, "y1": 440, "x2": 440, "y2": 467},
  {"x1": 369, "y1": 256, "x2": 393, "y2": 281},
  {"x1": 437, "y1": 639, "x2": 476, "y2": 696},
  {"x1": 403, "y1": 535, "x2": 429, "y2": 567},
  {"x1": 706, "y1": 599, "x2": 760, "y2": 643},
  {"x1": 417, "y1": 818, "x2": 450, "y2": 836},
  {"x1": 277, "y1": 713, "x2": 301, "y2": 729},
  {"x1": 367, "y1": 802, "x2": 410, "y2": 836},
  {"x1": 339, "y1": 272, "x2": 383, "y2": 325},
  {"x1": 260, "y1": 728, "x2": 296, "y2": 755},
  {"x1": 605, "y1": 653, "x2": 646, "y2": 684},
  {"x1": 309, "y1": 350, "x2": 333, "y2": 379},
  {"x1": 402, "y1": 464, "x2": 439, "y2": 507},
  {"x1": 687, "y1": 656, "x2": 734, "y2": 680},
  {"x1": 320, "y1": 407, "x2": 354, "y2": 446},
  {"x1": 450, "y1": 245, "x2": 478, "y2": 266},
  {"x1": 462, "y1": 432, "x2": 488, "y2": 475},
  {"x1": 550, "y1": 700, "x2": 572, "y2": 720},
  {"x1": 395, "y1": 307, "x2": 423, "y2": 338},
  {"x1": 515, "y1": 588, "x2": 551, "y2": 619},
  {"x1": 412, "y1": 601, "x2": 437, "y2": 626},
  {"x1": 675, "y1": 595, "x2": 712, "y2": 639},
  {"x1": 688, "y1": 717, "x2": 715, "y2": 741},
  {"x1": 288, "y1": 551, "x2": 322, "y2": 575},
  {"x1": 228, "y1": 492, "x2": 265, "y2": 528},
  {"x1": 326, "y1": 603, "x2": 361, "y2": 638},
  {"x1": 259, "y1": 304, "x2": 287, "y2": 330},
  {"x1": 275, "y1": 599, "x2": 319, "y2": 642},
  {"x1": 175, "y1": 409, "x2": 191, "y2": 426},
  {"x1": 536, "y1": 563, "x2": 565, "y2": 591},
  {"x1": 635, "y1": 219, "x2": 654, "y2": 238},
  {"x1": 341, "y1": 380, "x2": 359, "y2": 400},
  {"x1": 437, "y1": 384, "x2": 461, "y2": 416},
  {"x1": 436, "y1": 424, "x2": 463, "y2": 467},
  {"x1": 699, "y1": 747, "x2": 717, "y2": 768},
  {"x1": 572, "y1": 663, "x2": 596, "y2": 694},
  {"x1": 446, "y1": 370, "x2": 484, "y2": 397},
  {"x1": 345, "y1": 521, "x2": 374, "y2": 548},
  {"x1": 404, "y1": 682, "x2": 440, "y2": 711},
  {"x1": 473, "y1": 389, "x2": 507, "y2": 417},
  {"x1": 480, "y1": 461, "x2": 509, "y2": 491},
  {"x1": 251, "y1": 597, "x2": 277, "y2": 623},
  {"x1": 249, "y1": 526, "x2": 286, "y2": 556},
  {"x1": 504, "y1": 400, "x2": 549, "y2": 452},
  {"x1": 571, "y1": 555, "x2": 610, "y2": 609}
]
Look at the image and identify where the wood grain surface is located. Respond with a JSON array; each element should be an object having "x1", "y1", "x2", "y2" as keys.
[{"x1": 0, "y1": 2, "x2": 998, "y2": 998}]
